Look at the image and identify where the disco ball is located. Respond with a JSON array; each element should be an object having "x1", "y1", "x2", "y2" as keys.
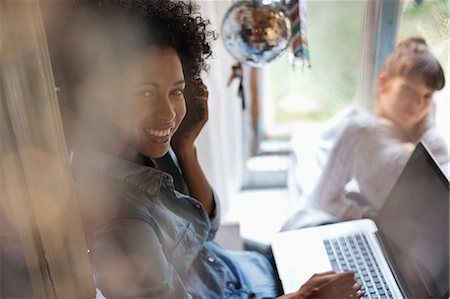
[{"x1": 221, "y1": 1, "x2": 291, "y2": 68}]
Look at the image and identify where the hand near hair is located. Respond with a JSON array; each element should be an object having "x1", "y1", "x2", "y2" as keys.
[
  {"x1": 171, "y1": 79, "x2": 208, "y2": 155},
  {"x1": 170, "y1": 79, "x2": 214, "y2": 216},
  {"x1": 278, "y1": 271, "x2": 364, "y2": 299}
]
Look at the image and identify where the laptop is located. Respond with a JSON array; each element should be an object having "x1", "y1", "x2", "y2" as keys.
[{"x1": 271, "y1": 141, "x2": 449, "y2": 298}]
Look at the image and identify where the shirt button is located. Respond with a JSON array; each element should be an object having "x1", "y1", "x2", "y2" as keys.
[
  {"x1": 207, "y1": 257, "x2": 215, "y2": 263},
  {"x1": 226, "y1": 281, "x2": 236, "y2": 290}
]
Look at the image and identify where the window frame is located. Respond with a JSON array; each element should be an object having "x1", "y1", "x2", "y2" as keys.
[{"x1": 240, "y1": 0, "x2": 402, "y2": 190}]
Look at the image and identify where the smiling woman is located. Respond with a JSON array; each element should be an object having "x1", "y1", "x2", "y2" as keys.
[
  {"x1": 53, "y1": 1, "x2": 366, "y2": 298},
  {"x1": 115, "y1": 47, "x2": 187, "y2": 159},
  {"x1": 55, "y1": 0, "x2": 212, "y2": 161}
]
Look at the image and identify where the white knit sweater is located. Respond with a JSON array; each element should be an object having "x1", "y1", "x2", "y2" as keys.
[{"x1": 308, "y1": 107, "x2": 449, "y2": 221}]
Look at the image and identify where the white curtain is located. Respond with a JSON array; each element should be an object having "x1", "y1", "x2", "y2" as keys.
[{"x1": 196, "y1": 0, "x2": 244, "y2": 217}]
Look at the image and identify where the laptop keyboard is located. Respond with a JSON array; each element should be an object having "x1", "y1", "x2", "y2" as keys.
[{"x1": 323, "y1": 233, "x2": 394, "y2": 299}]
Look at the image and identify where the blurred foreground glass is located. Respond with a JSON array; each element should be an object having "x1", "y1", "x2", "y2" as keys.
[{"x1": 0, "y1": 1, "x2": 95, "y2": 298}]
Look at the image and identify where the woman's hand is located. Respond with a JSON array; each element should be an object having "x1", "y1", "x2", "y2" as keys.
[
  {"x1": 170, "y1": 79, "x2": 214, "y2": 216},
  {"x1": 278, "y1": 271, "x2": 364, "y2": 299},
  {"x1": 171, "y1": 78, "x2": 208, "y2": 156}
]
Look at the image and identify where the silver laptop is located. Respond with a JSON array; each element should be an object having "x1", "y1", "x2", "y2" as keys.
[{"x1": 272, "y1": 141, "x2": 449, "y2": 298}]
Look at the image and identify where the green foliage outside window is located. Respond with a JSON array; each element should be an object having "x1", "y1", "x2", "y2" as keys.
[
  {"x1": 399, "y1": 0, "x2": 448, "y2": 75},
  {"x1": 265, "y1": 1, "x2": 364, "y2": 126},
  {"x1": 264, "y1": 0, "x2": 448, "y2": 135}
]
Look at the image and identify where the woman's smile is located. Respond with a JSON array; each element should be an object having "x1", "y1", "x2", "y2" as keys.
[
  {"x1": 143, "y1": 127, "x2": 174, "y2": 144},
  {"x1": 143, "y1": 127, "x2": 173, "y2": 137}
]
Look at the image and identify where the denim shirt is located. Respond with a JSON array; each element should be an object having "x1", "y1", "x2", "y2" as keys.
[{"x1": 75, "y1": 151, "x2": 281, "y2": 299}]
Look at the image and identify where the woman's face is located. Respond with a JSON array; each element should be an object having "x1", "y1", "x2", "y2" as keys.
[
  {"x1": 116, "y1": 46, "x2": 187, "y2": 158},
  {"x1": 377, "y1": 75, "x2": 434, "y2": 130}
]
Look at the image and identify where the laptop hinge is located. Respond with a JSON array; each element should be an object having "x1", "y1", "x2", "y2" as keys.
[{"x1": 374, "y1": 231, "x2": 410, "y2": 299}]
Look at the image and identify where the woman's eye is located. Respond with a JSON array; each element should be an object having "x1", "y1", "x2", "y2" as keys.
[
  {"x1": 136, "y1": 90, "x2": 154, "y2": 97},
  {"x1": 171, "y1": 89, "x2": 184, "y2": 96}
]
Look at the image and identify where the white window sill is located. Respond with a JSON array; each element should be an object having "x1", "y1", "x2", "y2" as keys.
[{"x1": 223, "y1": 188, "x2": 303, "y2": 246}]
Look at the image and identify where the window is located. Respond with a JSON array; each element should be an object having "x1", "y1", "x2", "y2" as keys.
[
  {"x1": 262, "y1": 0, "x2": 365, "y2": 139},
  {"x1": 242, "y1": 0, "x2": 366, "y2": 189}
]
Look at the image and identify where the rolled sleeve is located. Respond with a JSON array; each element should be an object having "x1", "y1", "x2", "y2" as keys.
[{"x1": 207, "y1": 190, "x2": 221, "y2": 240}]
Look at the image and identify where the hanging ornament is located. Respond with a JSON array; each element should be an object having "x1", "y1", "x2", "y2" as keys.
[
  {"x1": 221, "y1": 1, "x2": 291, "y2": 68},
  {"x1": 227, "y1": 62, "x2": 246, "y2": 109},
  {"x1": 281, "y1": 0, "x2": 310, "y2": 67}
]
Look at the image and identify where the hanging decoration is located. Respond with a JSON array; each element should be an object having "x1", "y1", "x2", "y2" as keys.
[
  {"x1": 221, "y1": 1, "x2": 291, "y2": 68},
  {"x1": 281, "y1": 0, "x2": 310, "y2": 67},
  {"x1": 227, "y1": 62, "x2": 246, "y2": 109}
]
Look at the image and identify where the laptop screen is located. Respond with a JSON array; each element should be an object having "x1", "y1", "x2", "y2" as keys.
[{"x1": 376, "y1": 142, "x2": 449, "y2": 298}]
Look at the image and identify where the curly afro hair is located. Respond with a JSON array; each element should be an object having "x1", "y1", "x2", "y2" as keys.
[
  {"x1": 118, "y1": 0, "x2": 216, "y2": 92},
  {"x1": 57, "y1": 0, "x2": 215, "y2": 99}
]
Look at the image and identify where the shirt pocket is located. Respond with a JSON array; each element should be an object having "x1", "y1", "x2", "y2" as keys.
[{"x1": 168, "y1": 222, "x2": 200, "y2": 273}]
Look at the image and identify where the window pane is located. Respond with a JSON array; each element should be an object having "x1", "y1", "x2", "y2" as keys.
[
  {"x1": 399, "y1": 0, "x2": 448, "y2": 68},
  {"x1": 263, "y1": 0, "x2": 365, "y2": 139}
]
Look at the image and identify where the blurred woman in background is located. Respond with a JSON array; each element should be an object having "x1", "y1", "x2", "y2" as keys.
[{"x1": 283, "y1": 36, "x2": 448, "y2": 230}]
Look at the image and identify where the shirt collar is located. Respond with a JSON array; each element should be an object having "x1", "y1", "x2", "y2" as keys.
[{"x1": 83, "y1": 150, "x2": 173, "y2": 198}]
